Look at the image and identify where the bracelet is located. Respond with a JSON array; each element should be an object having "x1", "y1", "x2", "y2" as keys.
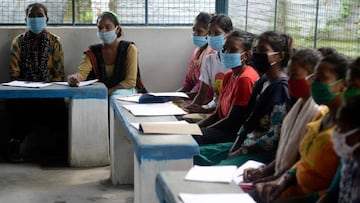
[{"x1": 287, "y1": 168, "x2": 297, "y2": 175}]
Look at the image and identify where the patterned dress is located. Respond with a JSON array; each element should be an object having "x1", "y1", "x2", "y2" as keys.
[{"x1": 9, "y1": 30, "x2": 64, "y2": 82}]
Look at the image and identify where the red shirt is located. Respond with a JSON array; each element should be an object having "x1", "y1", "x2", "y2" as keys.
[{"x1": 218, "y1": 65, "x2": 259, "y2": 119}]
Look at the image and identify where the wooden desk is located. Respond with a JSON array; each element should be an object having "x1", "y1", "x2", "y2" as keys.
[
  {"x1": 0, "y1": 83, "x2": 109, "y2": 167},
  {"x1": 156, "y1": 170, "x2": 244, "y2": 203},
  {"x1": 109, "y1": 96, "x2": 199, "y2": 203}
]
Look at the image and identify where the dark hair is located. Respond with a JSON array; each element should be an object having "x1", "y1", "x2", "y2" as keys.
[
  {"x1": 227, "y1": 29, "x2": 256, "y2": 66},
  {"x1": 208, "y1": 14, "x2": 233, "y2": 34},
  {"x1": 291, "y1": 49, "x2": 322, "y2": 74},
  {"x1": 26, "y1": 3, "x2": 48, "y2": 16},
  {"x1": 195, "y1": 12, "x2": 212, "y2": 30},
  {"x1": 348, "y1": 57, "x2": 360, "y2": 80},
  {"x1": 258, "y1": 31, "x2": 293, "y2": 68},
  {"x1": 338, "y1": 94, "x2": 360, "y2": 128},
  {"x1": 317, "y1": 47, "x2": 337, "y2": 57},
  {"x1": 227, "y1": 29, "x2": 256, "y2": 51},
  {"x1": 321, "y1": 53, "x2": 351, "y2": 80},
  {"x1": 97, "y1": 11, "x2": 122, "y2": 38}
]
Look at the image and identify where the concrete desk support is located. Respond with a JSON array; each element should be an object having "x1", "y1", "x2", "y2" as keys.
[
  {"x1": 109, "y1": 96, "x2": 199, "y2": 203},
  {"x1": 156, "y1": 170, "x2": 244, "y2": 203},
  {"x1": 0, "y1": 83, "x2": 109, "y2": 167}
]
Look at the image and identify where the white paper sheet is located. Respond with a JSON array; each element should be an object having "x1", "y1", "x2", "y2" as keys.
[
  {"x1": 116, "y1": 94, "x2": 142, "y2": 102},
  {"x1": 232, "y1": 160, "x2": 265, "y2": 185},
  {"x1": 179, "y1": 193, "x2": 256, "y2": 203},
  {"x1": 52, "y1": 79, "x2": 98, "y2": 87},
  {"x1": 130, "y1": 120, "x2": 188, "y2": 130},
  {"x1": 148, "y1": 92, "x2": 189, "y2": 98},
  {"x1": 2, "y1": 80, "x2": 53, "y2": 88},
  {"x1": 184, "y1": 165, "x2": 237, "y2": 183},
  {"x1": 122, "y1": 102, "x2": 187, "y2": 116}
]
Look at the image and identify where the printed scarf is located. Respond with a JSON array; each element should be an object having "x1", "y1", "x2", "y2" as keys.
[{"x1": 20, "y1": 31, "x2": 49, "y2": 81}]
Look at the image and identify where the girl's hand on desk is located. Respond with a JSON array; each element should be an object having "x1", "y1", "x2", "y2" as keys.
[{"x1": 67, "y1": 74, "x2": 80, "y2": 87}]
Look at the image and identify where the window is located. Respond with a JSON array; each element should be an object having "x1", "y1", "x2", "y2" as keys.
[{"x1": 0, "y1": 0, "x2": 215, "y2": 25}]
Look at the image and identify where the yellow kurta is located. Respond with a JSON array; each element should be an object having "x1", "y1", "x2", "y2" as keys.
[
  {"x1": 282, "y1": 108, "x2": 340, "y2": 197},
  {"x1": 77, "y1": 43, "x2": 137, "y2": 89}
]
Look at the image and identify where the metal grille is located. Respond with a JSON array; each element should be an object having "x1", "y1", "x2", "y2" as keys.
[
  {"x1": 1, "y1": 0, "x2": 359, "y2": 57},
  {"x1": 0, "y1": 0, "x2": 215, "y2": 25},
  {"x1": 229, "y1": 0, "x2": 360, "y2": 57}
]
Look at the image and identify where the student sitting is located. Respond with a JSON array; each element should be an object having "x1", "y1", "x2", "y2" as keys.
[
  {"x1": 6, "y1": 2, "x2": 66, "y2": 163},
  {"x1": 243, "y1": 49, "x2": 324, "y2": 183},
  {"x1": 184, "y1": 14, "x2": 232, "y2": 114},
  {"x1": 68, "y1": 11, "x2": 145, "y2": 95},
  {"x1": 256, "y1": 53, "x2": 350, "y2": 203},
  {"x1": 192, "y1": 29, "x2": 259, "y2": 145},
  {"x1": 194, "y1": 31, "x2": 294, "y2": 166},
  {"x1": 177, "y1": 12, "x2": 215, "y2": 101},
  {"x1": 318, "y1": 57, "x2": 360, "y2": 203}
]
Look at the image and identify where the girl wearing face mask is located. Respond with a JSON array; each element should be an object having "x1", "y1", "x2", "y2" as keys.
[
  {"x1": 333, "y1": 95, "x2": 360, "y2": 203},
  {"x1": 9, "y1": 3, "x2": 64, "y2": 82},
  {"x1": 194, "y1": 31, "x2": 294, "y2": 166},
  {"x1": 177, "y1": 12, "x2": 215, "y2": 101},
  {"x1": 184, "y1": 14, "x2": 232, "y2": 115},
  {"x1": 68, "y1": 11, "x2": 144, "y2": 95},
  {"x1": 258, "y1": 53, "x2": 350, "y2": 203},
  {"x1": 6, "y1": 3, "x2": 66, "y2": 163},
  {"x1": 191, "y1": 30, "x2": 259, "y2": 145},
  {"x1": 241, "y1": 49, "x2": 324, "y2": 185},
  {"x1": 318, "y1": 57, "x2": 360, "y2": 203}
]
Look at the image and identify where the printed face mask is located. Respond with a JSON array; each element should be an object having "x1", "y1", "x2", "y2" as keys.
[
  {"x1": 220, "y1": 52, "x2": 242, "y2": 69},
  {"x1": 208, "y1": 35, "x2": 225, "y2": 52},
  {"x1": 252, "y1": 52, "x2": 278, "y2": 74},
  {"x1": 27, "y1": 17, "x2": 46, "y2": 34},
  {"x1": 332, "y1": 128, "x2": 360, "y2": 159},
  {"x1": 192, "y1": 35, "x2": 207, "y2": 48},
  {"x1": 97, "y1": 29, "x2": 117, "y2": 44},
  {"x1": 343, "y1": 89, "x2": 360, "y2": 102},
  {"x1": 311, "y1": 80, "x2": 342, "y2": 105}
]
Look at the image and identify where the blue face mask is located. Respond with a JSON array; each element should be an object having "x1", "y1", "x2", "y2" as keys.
[
  {"x1": 27, "y1": 17, "x2": 46, "y2": 34},
  {"x1": 192, "y1": 35, "x2": 207, "y2": 48},
  {"x1": 208, "y1": 35, "x2": 225, "y2": 52},
  {"x1": 220, "y1": 52, "x2": 242, "y2": 69},
  {"x1": 97, "y1": 29, "x2": 117, "y2": 44}
]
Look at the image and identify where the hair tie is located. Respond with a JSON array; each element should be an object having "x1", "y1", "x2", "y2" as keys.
[{"x1": 102, "y1": 11, "x2": 120, "y2": 25}]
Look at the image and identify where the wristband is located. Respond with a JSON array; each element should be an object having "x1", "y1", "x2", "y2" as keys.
[{"x1": 287, "y1": 168, "x2": 296, "y2": 175}]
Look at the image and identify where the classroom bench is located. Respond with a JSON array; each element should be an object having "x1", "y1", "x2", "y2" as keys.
[
  {"x1": 109, "y1": 96, "x2": 199, "y2": 203},
  {"x1": 156, "y1": 170, "x2": 245, "y2": 203},
  {"x1": 0, "y1": 82, "x2": 109, "y2": 167}
]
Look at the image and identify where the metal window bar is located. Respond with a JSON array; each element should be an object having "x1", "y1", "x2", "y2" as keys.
[{"x1": 1, "y1": 0, "x2": 359, "y2": 57}]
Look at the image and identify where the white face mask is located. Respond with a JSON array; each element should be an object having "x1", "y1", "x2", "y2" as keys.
[
  {"x1": 332, "y1": 128, "x2": 360, "y2": 159},
  {"x1": 97, "y1": 29, "x2": 117, "y2": 44}
]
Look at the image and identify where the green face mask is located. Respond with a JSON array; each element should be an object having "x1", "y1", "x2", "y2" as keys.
[
  {"x1": 343, "y1": 89, "x2": 360, "y2": 101},
  {"x1": 311, "y1": 80, "x2": 342, "y2": 105}
]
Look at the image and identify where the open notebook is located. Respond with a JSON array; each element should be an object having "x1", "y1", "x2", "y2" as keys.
[{"x1": 184, "y1": 160, "x2": 265, "y2": 184}]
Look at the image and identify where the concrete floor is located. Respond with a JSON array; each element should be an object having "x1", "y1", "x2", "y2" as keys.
[{"x1": 0, "y1": 162, "x2": 134, "y2": 203}]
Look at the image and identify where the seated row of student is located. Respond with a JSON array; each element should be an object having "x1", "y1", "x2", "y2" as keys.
[
  {"x1": 192, "y1": 29, "x2": 259, "y2": 145},
  {"x1": 246, "y1": 52, "x2": 350, "y2": 203},
  {"x1": 177, "y1": 12, "x2": 215, "y2": 102},
  {"x1": 241, "y1": 47, "x2": 337, "y2": 184},
  {"x1": 67, "y1": 11, "x2": 144, "y2": 95},
  {"x1": 317, "y1": 57, "x2": 360, "y2": 203},
  {"x1": 183, "y1": 14, "x2": 232, "y2": 115},
  {"x1": 194, "y1": 30, "x2": 295, "y2": 165},
  {"x1": 5, "y1": 2, "x2": 67, "y2": 162}
]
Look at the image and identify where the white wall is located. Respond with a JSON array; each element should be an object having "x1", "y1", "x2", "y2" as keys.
[{"x1": 0, "y1": 26, "x2": 194, "y2": 92}]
